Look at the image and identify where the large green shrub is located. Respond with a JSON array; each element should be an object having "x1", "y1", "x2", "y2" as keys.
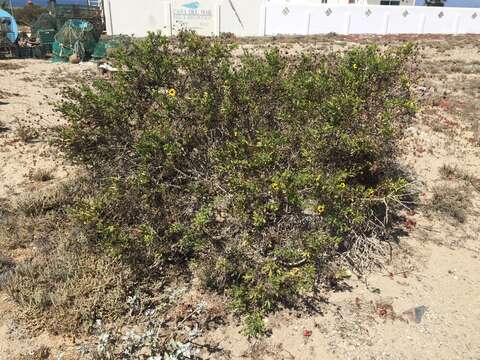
[{"x1": 57, "y1": 31, "x2": 415, "y2": 335}]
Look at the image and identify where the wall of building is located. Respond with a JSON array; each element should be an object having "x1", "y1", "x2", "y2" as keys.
[
  {"x1": 366, "y1": 0, "x2": 415, "y2": 6},
  {"x1": 265, "y1": 1, "x2": 479, "y2": 35},
  {"x1": 104, "y1": 0, "x2": 170, "y2": 36},
  {"x1": 104, "y1": 0, "x2": 480, "y2": 37}
]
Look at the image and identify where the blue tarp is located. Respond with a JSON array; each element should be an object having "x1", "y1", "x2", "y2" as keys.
[{"x1": 0, "y1": 9, "x2": 18, "y2": 44}]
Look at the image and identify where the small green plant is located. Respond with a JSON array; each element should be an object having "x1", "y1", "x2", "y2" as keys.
[
  {"x1": 243, "y1": 312, "x2": 267, "y2": 337},
  {"x1": 54, "y1": 31, "x2": 416, "y2": 335}
]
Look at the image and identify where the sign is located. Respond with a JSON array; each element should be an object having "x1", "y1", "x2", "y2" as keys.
[{"x1": 172, "y1": 0, "x2": 217, "y2": 35}]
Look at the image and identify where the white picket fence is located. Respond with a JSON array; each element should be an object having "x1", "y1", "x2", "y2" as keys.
[{"x1": 103, "y1": 0, "x2": 480, "y2": 37}]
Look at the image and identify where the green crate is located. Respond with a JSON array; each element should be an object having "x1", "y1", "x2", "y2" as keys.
[
  {"x1": 37, "y1": 29, "x2": 56, "y2": 45},
  {"x1": 17, "y1": 45, "x2": 32, "y2": 58},
  {"x1": 32, "y1": 45, "x2": 47, "y2": 59}
]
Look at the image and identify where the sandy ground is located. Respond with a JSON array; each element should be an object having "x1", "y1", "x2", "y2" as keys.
[
  {"x1": 0, "y1": 60, "x2": 95, "y2": 359},
  {"x1": 0, "y1": 60, "x2": 93, "y2": 200},
  {"x1": 0, "y1": 37, "x2": 479, "y2": 359}
]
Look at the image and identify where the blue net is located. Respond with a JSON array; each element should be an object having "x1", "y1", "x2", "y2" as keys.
[{"x1": 52, "y1": 19, "x2": 97, "y2": 61}]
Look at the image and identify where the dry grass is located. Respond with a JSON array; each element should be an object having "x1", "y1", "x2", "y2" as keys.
[
  {"x1": 16, "y1": 346, "x2": 51, "y2": 360},
  {"x1": 5, "y1": 240, "x2": 135, "y2": 334},
  {"x1": 0, "y1": 62, "x2": 24, "y2": 71},
  {"x1": 0, "y1": 255, "x2": 14, "y2": 276},
  {"x1": 439, "y1": 164, "x2": 469, "y2": 181},
  {"x1": 472, "y1": 119, "x2": 480, "y2": 146},
  {"x1": 0, "y1": 184, "x2": 76, "y2": 251},
  {"x1": 28, "y1": 168, "x2": 54, "y2": 183},
  {"x1": 0, "y1": 89, "x2": 20, "y2": 99},
  {"x1": 15, "y1": 124, "x2": 39, "y2": 143},
  {"x1": 427, "y1": 184, "x2": 472, "y2": 223},
  {"x1": 462, "y1": 78, "x2": 480, "y2": 97},
  {"x1": 439, "y1": 164, "x2": 480, "y2": 192},
  {"x1": 0, "y1": 181, "x2": 166, "y2": 335},
  {"x1": 14, "y1": 188, "x2": 68, "y2": 217}
]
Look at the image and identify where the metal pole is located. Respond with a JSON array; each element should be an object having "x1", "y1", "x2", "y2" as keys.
[{"x1": 8, "y1": 0, "x2": 13, "y2": 16}]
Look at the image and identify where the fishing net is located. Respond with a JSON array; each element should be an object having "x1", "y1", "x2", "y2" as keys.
[
  {"x1": 54, "y1": 5, "x2": 104, "y2": 37},
  {"x1": 31, "y1": 13, "x2": 57, "y2": 36},
  {"x1": 52, "y1": 19, "x2": 97, "y2": 62},
  {"x1": 92, "y1": 35, "x2": 132, "y2": 60},
  {"x1": 30, "y1": 14, "x2": 57, "y2": 56}
]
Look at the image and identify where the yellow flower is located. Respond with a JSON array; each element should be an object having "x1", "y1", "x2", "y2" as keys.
[
  {"x1": 167, "y1": 88, "x2": 177, "y2": 97},
  {"x1": 290, "y1": 268, "x2": 300, "y2": 275},
  {"x1": 352, "y1": 63, "x2": 358, "y2": 70},
  {"x1": 271, "y1": 182, "x2": 280, "y2": 191},
  {"x1": 338, "y1": 182, "x2": 346, "y2": 190},
  {"x1": 316, "y1": 204, "x2": 326, "y2": 215}
]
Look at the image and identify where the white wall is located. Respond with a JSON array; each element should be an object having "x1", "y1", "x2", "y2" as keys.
[
  {"x1": 104, "y1": 0, "x2": 264, "y2": 36},
  {"x1": 219, "y1": 0, "x2": 265, "y2": 36},
  {"x1": 104, "y1": 0, "x2": 480, "y2": 37},
  {"x1": 367, "y1": 0, "x2": 415, "y2": 5},
  {"x1": 265, "y1": 1, "x2": 480, "y2": 35},
  {"x1": 104, "y1": 0, "x2": 171, "y2": 36}
]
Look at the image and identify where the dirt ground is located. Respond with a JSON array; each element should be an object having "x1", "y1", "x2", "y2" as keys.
[{"x1": 1, "y1": 36, "x2": 479, "y2": 359}]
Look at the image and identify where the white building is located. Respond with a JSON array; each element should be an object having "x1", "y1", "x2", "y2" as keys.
[
  {"x1": 104, "y1": 0, "x2": 479, "y2": 37},
  {"x1": 365, "y1": 0, "x2": 415, "y2": 5},
  {"x1": 311, "y1": 0, "x2": 415, "y2": 5}
]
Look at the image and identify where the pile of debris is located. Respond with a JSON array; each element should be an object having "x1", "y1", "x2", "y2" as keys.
[{"x1": 2, "y1": 0, "x2": 128, "y2": 63}]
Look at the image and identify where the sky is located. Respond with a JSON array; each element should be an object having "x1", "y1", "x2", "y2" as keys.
[{"x1": 9, "y1": 0, "x2": 480, "y2": 7}]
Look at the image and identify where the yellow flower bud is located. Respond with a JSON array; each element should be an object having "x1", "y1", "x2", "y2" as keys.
[{"x1": 316, "y1": 204, "x2": 326, "y2": 215}]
